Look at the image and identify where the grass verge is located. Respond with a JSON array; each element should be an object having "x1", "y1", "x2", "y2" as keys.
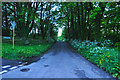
[
  {"x1": 69, "y1": 40, "x2": 120, "y2": 79},
  {"x1": 2, "y1": 38, "x2": 54, "y2": 61}
]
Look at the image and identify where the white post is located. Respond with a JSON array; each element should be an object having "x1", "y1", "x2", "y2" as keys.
[
  {"x1": 13, "y1": 27, "x2": 14, "y2": 50},
  {"x1": 10, "y1": 21, "x2": 16, "y2": 50}
]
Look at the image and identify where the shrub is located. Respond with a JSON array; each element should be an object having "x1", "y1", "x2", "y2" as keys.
[{"x1": 70, "y1": 39, "x2": 119, "y2": 79}]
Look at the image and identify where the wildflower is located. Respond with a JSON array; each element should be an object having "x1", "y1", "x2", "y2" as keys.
[{"x1": 99, "y1": 60, "x2": 101, "y2": 64}]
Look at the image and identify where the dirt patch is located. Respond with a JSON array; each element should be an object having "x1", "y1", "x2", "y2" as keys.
[
  {"x1": 75, "y1": 69, "x2": 88, "y2": 78},
  {"x1": 44, "y1": 65, "x2": 49, "y2": 67}
]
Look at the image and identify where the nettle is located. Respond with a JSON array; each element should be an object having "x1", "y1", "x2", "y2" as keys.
[
  {"x1": 70, "y1": 39, "x2": 119, "y2": 79},
  {"x1": 90, "y1": 47, "x2": 102, "y2": 54}
]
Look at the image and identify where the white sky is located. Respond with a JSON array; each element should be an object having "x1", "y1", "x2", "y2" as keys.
[
  {"x1": 51, "y1": 6, "x2": 58, "y2": 11},
  {"x1": 31, "y1": 5, "x2": 62, "y2": 36},
  {"x1": 58, "y1": 28, "x2": 62, "y2": 37}
]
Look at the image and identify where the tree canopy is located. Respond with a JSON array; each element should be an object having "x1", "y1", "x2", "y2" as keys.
[{"x1": 2, "y1": 2, "x2": 120, "y2": 43}]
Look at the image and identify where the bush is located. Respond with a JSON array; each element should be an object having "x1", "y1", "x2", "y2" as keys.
[
  {"x1": 70, "y1": 39, "x2": 119, "y2": 79},
  {"x1": 2, "y1": 42, "x2": 53, "y2": 60}
]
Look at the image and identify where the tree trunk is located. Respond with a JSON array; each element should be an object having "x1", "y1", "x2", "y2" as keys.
[
  {"x1": 81, "y1": 2, "x2": 84, "y2": 40},
  {"x1": 84, "y1": 9, "x2": 87, "y2": 40},
  {"x1": 77, "y1": 2, "x2": 80, "y2": 39},
  {"x1": 88, "y1": 11, "x2": 91, "y2": 40},
  {"x1": 28, "y1": 3, "x2": 39, "y2": 36},
  {"x1": 5, "y1": 3, "x2": 10, "y2": 36},
  {"x1": 70, "y1": 7, "x2": 74, "y2": 39},
  {"x1": 67, "y1": 16, "x2": 70, "y2": 40},
  {"x1": 48, "y1": 3, "x2": 52, "y2": 42},
  {"x1": 74, "y1": 16, "x2": 77, "y2": 39},
  {"x1": 40, "y1": 2, "x2": 44, "y2": 39},
  {"x1": 16, "y1": 3, "x2": 20, "y2": 37}
]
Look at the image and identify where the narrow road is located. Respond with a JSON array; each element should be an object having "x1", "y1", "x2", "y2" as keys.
[{"x1": 2, "y1": 41, "x2": 113, "y2": 78}]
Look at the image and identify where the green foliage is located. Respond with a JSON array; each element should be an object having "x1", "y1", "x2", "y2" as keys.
[
  {"x1": 2, "y1": 2, "x2": 58, "y2": 40},
  {"x1": 57, "y1": 2, "x2": 120, "y2": 43},
  {"x1": 114, "y1": 42, "x2": 120, "y2": 50},
  {"x1": 70, "y1": 40, "x2": 120, "y2": 79},
  {"x1": 57, "y1": 36, "x2": 65, "y2": 41},
  {"x1": 115, "y1": 42, "x2": 120, "y2": 47},
  {"x1": 2, "y1": 42, "x2": 53, "y2": 61},
  {"x1": 2, "y1": 2, "x2": 119, "y2": 42}
]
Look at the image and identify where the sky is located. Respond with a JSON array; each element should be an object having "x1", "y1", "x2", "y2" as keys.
[
  {"x1": 29, "y1": 3, "x2": 63, "y2": 36},
  {"x1": 58, "y1": 28, "x2": 62, "y2": 37}
]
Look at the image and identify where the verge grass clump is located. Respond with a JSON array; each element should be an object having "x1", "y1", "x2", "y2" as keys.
[
  {"x1": 2, "y1": 38, "x2": 54, "y2": 61},
  {"x1": 69, "y1": 39, "x2": 120, "y2": 79}
]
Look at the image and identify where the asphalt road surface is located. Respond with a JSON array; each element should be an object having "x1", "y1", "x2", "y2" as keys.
[{"x1": 2, "y1": 41, "x2": 114, "y2": 78}]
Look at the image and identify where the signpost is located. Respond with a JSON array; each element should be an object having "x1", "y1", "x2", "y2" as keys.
[{"x1": 10, "y1": 21, "x2": 16, "y2": 50}]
